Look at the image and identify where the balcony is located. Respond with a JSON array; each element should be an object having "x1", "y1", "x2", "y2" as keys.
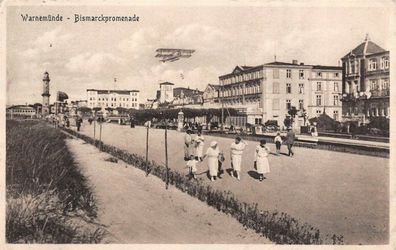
[{"x1": 371, "y1": 89, "x2": 390, "y2": 98}]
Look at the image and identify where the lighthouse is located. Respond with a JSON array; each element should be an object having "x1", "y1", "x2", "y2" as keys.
[{"x1": 42, "y1": 71, "x2": 51, "y2": 115}]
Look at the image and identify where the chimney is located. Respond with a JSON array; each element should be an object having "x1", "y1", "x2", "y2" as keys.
[{"x1": 292, "y1": 59, "x2": 298, "y2": 65}]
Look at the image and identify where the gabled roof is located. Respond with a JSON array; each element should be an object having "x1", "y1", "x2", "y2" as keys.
[{"x1": 342, "y1": 40, "x2": 387, "y2": 59}]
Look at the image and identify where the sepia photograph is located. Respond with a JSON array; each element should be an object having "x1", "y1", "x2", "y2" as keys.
[{"x1": 1, "y1": 0, "x2": 394, "y2": 248}]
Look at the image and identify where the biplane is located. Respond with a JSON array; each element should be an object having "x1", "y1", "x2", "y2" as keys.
[{"x1": 155, "y1": 48, "x2": 195, "y2": 62}]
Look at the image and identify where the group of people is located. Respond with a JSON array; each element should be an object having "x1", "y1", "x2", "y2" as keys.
[{"x1": 183, "y1": 129, "x2": 296, "y2": 182}]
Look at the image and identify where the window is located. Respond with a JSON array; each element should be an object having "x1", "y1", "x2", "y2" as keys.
[
  {"x1": 316, "y1": 110, "x2": 322, "y2": 114},
  {"x1": 299, "y1": 100, "x2": 304, "y2": 110},
  {"x1": 368, "y1": 59, "x2": 377, "y2": 71},
  {"x1": 334, "y1": 82, "x2": 339, "y2": 92},
  {"x1": 370, "y1": 79, "x2": 379, "y2": 91},
  {"x1": 273, "y1": 68, "x2": 279, "y2": 79},
  {"x1": 381, "y1": 56, "x2": 389, "y2": 69},
  {"x1": 381, "y1": 78, "x2": 389, "y2": 90},
  {"x1": 286, "y1": 99, "x2": 291, "y2": 110},
  {"x1": 333, "y1": 95, "x2": 339, "y2": 106},
  {"x1": 272, "y1": 99, "x2": 280, "y2": 110},
  {"x1": 317, "y1": 72, "x2": 322, "y2": 77},
  {"x1": 334, "y1": 72, "x2": 339, "y2": 78},
  {"x1": 273, "y1": 82, "x2": 280, "y2": 94},
  {"x1": 316, "y1": 82, "x2": 322, "y2": 91},
  {"x1": 316, "y1": 95, "x2": 322, "y2": 106},
  {"x1": 286, "y1": 69, "x2": 292, "y2": 78},
  {"x1": 299, "y1": 83, "x2": 304, "y2": 94},
  {"x1": 299, "y1": 70, "x2": 304, "y2": 79},
  {"x1": 286, "y1": 83, "x2": 292, "y2": 94}
]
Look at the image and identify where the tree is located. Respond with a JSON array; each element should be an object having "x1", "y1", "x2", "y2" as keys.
[
  {"x1": 283, "y1": 116, "x2": 292, "y2": 129},
  {"x1": 92, "y1": 107, "x2": 101, "y2": 113}
]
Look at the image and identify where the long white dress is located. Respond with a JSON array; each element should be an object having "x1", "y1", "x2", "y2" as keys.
[
  {"x1": 255, "y1": 145, "x2": 270, "y2": 174},
  {"x1": 206, "y1": 147, "x2": 220, "y2": 177},
  {"x1": 230, "y1": 142, "x2": 246, "y2": 171},
  {"x1": 195, "y1": 135, "x2": 205, "y2": 158}
]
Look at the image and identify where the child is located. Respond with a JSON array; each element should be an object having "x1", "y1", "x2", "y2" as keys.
[
  {"x1": 254, "y1": 139, "x2": 270, "y2": 181},
  {"x1": 274, "y1": 132, "x2": 282, "y2": 155},
  {"x1": 186, "y1": 154, "x2": 198, "y2": 180}
]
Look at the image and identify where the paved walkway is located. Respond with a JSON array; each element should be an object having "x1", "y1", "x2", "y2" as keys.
[
  {"x1": 73, "y1": 122, "x2": 389, "y2": 244},
  {"x1": 66, "y1": 137, "x2": 271, "y2": 244}
]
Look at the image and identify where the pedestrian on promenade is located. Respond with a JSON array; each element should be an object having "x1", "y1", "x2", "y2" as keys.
[
  {"x1": 285, "y1": 129, "x2": 295, "y2": 157},
  {"x1": 195, "y1": 130, "x2": 205, "y2": 162},
  {"x1": 203, "y1": 141, "x2": 221, "y2": 182},
  {"x1": 230, "y1": 136, "x2": 248, "y2": 180},
  {"x1": 77, "y1": 116, "x2": 83, "y2": 131},
  {"x1": 254, "y1": 139, "x2": 270, "y2": 181},
  {"x1": 184, "y1": 129, "x2": 195, "y2": 161},
  {"x1": 274, "y1": 132, "x2": 283, "y2": 155},
  {"x1": 186, "y1": 154, "x2": 198, "y2": 180}
]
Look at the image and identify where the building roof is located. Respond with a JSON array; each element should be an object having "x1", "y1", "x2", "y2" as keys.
[
  {"x1": 207, "y1": 84, "x2": 220, "y2": 90},
  {"x1": 265, "y1": 61, "x2": 299, "y2": 66},
  {"x1": 86, "y1": 89, "x2": 139, "y2": 94},
  {"x1": 342, "y1": 39, "x2": 387, "y2": 59},
  {"x1": 7, "y1": 105, "x2": 35, "y2": 110},
  {"x1": 159, "y1": 82, "x2": 174, "y2": 85},
  {"x1": 311, "y1": 65, "x2": 342, "y2": 70}
]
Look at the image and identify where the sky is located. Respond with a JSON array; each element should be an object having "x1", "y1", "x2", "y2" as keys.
[{"x1": 5, "y1": 2, "x2": 393, "y2": 105}]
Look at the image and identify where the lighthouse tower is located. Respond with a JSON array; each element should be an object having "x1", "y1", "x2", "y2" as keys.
[{"x1": 42, "y1": 71, "x2": 51, "y2": 115}]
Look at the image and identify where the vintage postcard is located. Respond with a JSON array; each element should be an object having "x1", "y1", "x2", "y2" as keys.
[{"x1": 1, "y1": 0, "x2": 395, "y2": 249}]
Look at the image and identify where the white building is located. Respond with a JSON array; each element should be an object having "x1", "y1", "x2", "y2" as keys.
[
  {"x1": 159, "y1": 82, "x2": 174, "y2": 103},
  {"x1": 86, "y1": 89, "x2": 140, "y2": 110}
]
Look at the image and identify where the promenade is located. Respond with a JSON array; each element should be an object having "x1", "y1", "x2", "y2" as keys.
[{"x1": 74, "y1": 122, "x2": 389, "y2": 244}]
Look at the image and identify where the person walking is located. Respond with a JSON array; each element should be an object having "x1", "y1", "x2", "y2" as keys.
[
  {"x1": 76, "y1": 116, "x2": 82, "y2": 131},
  {"x1": 184, "y1": 129, "x2": 195, "y2": 161},
  {"x1": 203, "y1": 141, "x2": 221, "y2": 182},
  {"x1": 195, "y1": 130, "x2": 205, "y2": 161},
  {"x1": 254, "y1": 139, "x2": 270, "y2": 181},
  {"x1": 230, "y1": 136, "x2": 248, "y2": 180},
  {"x1": 186, "y1": 154, "x2": 198, "y2": 180},
  {"x1": 274, "y1": 132, "x2": 283, "y2": 155},
  {"x1": 285, "y1": 129, "x2": 296, "y2": 157}
]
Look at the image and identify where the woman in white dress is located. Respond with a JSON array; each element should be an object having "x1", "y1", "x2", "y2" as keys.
[
  {"x1": 195, "y1": 130, "x2": 205, "y2": 161},
  {"x1": 203, "y1": 141, "x2": 220, "y2": 181},
  {"x1": 230, "y1": 137, "x2": 248, "y2": 180},
  {"x1": 254, "y1": 139, "x2": 270, "y2": 182}
]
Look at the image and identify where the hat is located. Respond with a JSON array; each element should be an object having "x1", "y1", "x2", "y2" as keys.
[{"x1": 210, "y1": 141, "x2": 218, "y2": 147}]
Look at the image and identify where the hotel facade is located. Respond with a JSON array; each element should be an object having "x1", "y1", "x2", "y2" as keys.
[
  {"x1": 340, "y1": 37, "x2": 390, "y2": 125},
  {"x1": 217, "y1": 61, "x2": 342, "y2": 127},
  {"x1": 86, "y1": 89, "x2": 140, "y2": 110}
]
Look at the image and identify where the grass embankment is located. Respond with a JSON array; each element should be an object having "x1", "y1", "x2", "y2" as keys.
[
  {"x1": 62, "y1": 126, "x2": 344, "y2": 245},
  {"x1": 6, "y1": 120, "x2": 104, "y2": 243}
]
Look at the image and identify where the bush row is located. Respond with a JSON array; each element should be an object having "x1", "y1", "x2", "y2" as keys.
[{"x1": 62, "y1": 127, "x2": 344, "y2": 244}]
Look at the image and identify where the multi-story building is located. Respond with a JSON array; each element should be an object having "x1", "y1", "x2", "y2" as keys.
[
  {"x1": 202, "y1": 84, "x2": 220, "y2": 108},
  {"x1": 308, "y1": 66, "x2": 343, "y2": 121},
  {"x1": 172, "y1": 87, "x2": 203, "y2": 107},
  {"x1": 159, "y1": 82, "x2": 174, "y2": 103},
  {"x1": 6, "y1": 105, "x2": 37, "y2": 118},
  {"x1": 86, "y1": 89, "x2": 140, "y2": 110},
  {"x1": 218, "y1": 61, "x2": 342, "y2": 127},
  {"x1": 341, "y1": 36, "x2": 390, "y2": 124}
]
